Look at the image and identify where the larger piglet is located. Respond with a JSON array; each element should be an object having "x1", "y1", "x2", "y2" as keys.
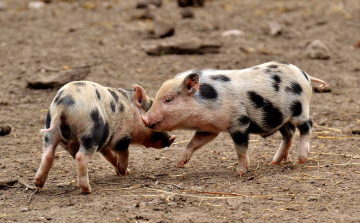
[
  {"x1": 35, "y1": 81, "x2": 175, "y2": 193},
  {"x1": 142, "y1": 61, "x2": 326, "y2": 175}
]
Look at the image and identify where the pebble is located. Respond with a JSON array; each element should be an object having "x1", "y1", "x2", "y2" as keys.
[
  {"x1": 313, "y1": 85, "x2": 332, "y2": 93},
  {"x1": 20, "y1": 207, "x2": 30, "y2": 212},
  {"x1": 181, "y1": 8, "x2": 194, "y2": 19},
  {"x1": 153, "y1": 20, "x2": 175, "y2": 38},
  {"x1": 264, "y1": 21, "x2": 282, "y2": 36},
  {"x1": 141, "y1": 38, "x2": 222, "y2": 55},
  {"x1": 0, "y1": 126, "x2": 11, "y2": 136},
  {"x1": 306, "y1": 39, "x2": 331, "y2": 59},
  {"x1": 221, "y1": 29, "x2": 244, "y2": 37},
  {"x1": 28, "y1": 1, "x2": 45, "y2": 9},
  {"x1": 136, "y1": 0, "x2": 162, "y2": 8},
  {"x1": 0, "y1": 1, "x2": 7, "y2": 11},
  {"x1": 178, "y1": 0, "x2": 204, "y2": 7}
]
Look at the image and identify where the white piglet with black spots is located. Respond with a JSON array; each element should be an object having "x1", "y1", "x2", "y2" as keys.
[
  {"x1": 141, "y1": 61, "x2": 326, "y2": 175},
  {"x1": 35, "y1": 81, "x2": 175, "y2": 193}
]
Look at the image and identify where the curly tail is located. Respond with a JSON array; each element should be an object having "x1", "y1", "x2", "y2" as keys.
[
  {"x1": 308, "y1": 75, "x2": 326, "y2": 88},
  {"x1": 40, "y1": 112, "x2": 60, "y2": 133}
]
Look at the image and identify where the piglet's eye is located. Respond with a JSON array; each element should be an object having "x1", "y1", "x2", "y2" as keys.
[{"x1": 164, "y1": 97, "x2": 173, "y2": 104}]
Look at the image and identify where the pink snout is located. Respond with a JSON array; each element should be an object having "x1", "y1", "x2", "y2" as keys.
[{"x1": 141, "y1": 115, "x2": 150, "y2": 128}]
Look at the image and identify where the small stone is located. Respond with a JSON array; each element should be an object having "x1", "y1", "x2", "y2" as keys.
[
  {"x1": 0, "y1": 126, "x2": 11, "y2": 136},
  {"x1": 306, "y1": 40, "x2": 331, "y2": 60},
  {"x1": 28, "y1": 1, "x2": 45, "y2": 9},
  {"x1": 57, "y1": 182, "x2": 71, "y2": 187},
  {"x1": 222, "y1": 29, "x2": 244, "y2": 37},
  {"x1": 136, "y1": 0, "x2": 162, "y2": 8},
  {"x1": 181, "y1": 8, "x2": 194, "y2": 19},
  {"x1": 264, "y1": 21, "x2": 282, "y2": 36},
  {"x1": 153, "y1": 20, "x2": 175, "y2": 38},
  {"x1": 178, "y1": 0, "x2": 204, "y2": 7},
  {"x1": 21, "y1": 207, "x2": 30, "y2": 212},
  {"x1": 0, "y1": 1, "x2": 8, "y2": 11}
]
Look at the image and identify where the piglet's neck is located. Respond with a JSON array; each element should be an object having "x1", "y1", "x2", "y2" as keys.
[{"x1": 129, "y1": 104, "x2": 149, "y2": 145}]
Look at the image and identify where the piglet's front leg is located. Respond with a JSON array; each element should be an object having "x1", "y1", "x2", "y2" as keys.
[{"x1": 176, "y1": 131, "x2": 219, "y2": 167}]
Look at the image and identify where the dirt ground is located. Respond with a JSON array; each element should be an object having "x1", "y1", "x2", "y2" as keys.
[{"x1": 1, "y1": 0, "x2": 360, "y2": 222}]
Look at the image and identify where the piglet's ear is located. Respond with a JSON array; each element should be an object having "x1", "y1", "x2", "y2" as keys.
[
  {"x1": 183, "y1": 73, "x2": 199, "y2": 95},
  {"x1": 133, "y1": 84, "x2": 146, "y2": 108}
]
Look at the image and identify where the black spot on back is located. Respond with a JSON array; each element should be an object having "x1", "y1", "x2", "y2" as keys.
[
  {"x1": 119, "y1": 102, "x2": 125, "y2": 112},
  {"x1": 114, "y1": 136, "x2": 131, "y2": 151},
  {"x1": 301, "y1": 70, "x2": 310, "y2": 82},
  {"x1": 238, "y1": 115, "x2": 265, "y2": 134},
  {"x1": 277, "y1": 61, "x2": 290, "y2": 65},
  {"x1": 248, "y1": 91, "x2": 283, "y2": 129},
  {"x1": 74, "y1": 82, "x2": 86, "y2": 86},
  {"x1": 291, "y1": 101, "x2": 302, "y2": 117},
  {"x1": 81, "y1": 109, "x2": 106, "y2": 149},
  {"x1": 230, "y1": 131, "x2": 248, "y2": 147},
  {"x1": 211, "y1": 75, "x2": 231, "y2": 82},
  {"x1": 286, "y1": 82, "x2": 303, "y2": 95},
  {"x1": 199, "y1": 83, "x2": 218, "y2": 100},
  {"x1": 117, "y1": 89, "x2": 129, "y2": 99},
  {"x1": 98, "y1": 122, "x2": 110, "y2": 150},
  {"x1": 57, "y1": 95, "x2": 75, "y2": 106},
  {"x1": 45, "y1": 111, "x2": 51, "y2": 129},
  {"x1": 297, "y1": 120, "x2": 313, "y2": 134},
  {"x1": 271, "y1": 75, "x2": 281, "y2": 92},
  {"x1": 110, "y1": 101, "x2": 115, "y2": 112},
  {"x1": 267, "y1": 64, "x2": 278, "y2": 69},
  {"x1": 95, "y1": 89, "x2": 101, "y2": 100},
  {"x1": 108, "y1": 89, "x2": 119, "y2": 102},
  {"x1": 54, "y1": 90, "x2": 64, "y2": 104},
  {"x1": 238, "y1": 116, "x2": 250, "y2": 126}
]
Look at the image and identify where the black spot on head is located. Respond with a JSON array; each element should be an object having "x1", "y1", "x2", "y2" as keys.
[
  {"x1": 57, "y1": 95, "x2": 75, "y2": 106},
  {"x1": 45, "y1": 111, "x2": 51, "y2": 129},
  {"x1": 54, "y1": 90, "x2": 64, "y2": 104},
  {"x1": 198, "y1": 83, "x2": 218, "y2": 100},
  {"x1": 286, "y1": 82, "x2": 303, "y2": 95},
  {"x1": 297, "y1": 120, "x2": 312, "y2": 134},
  {"x1": 230, "y1": 131, "x2": 249, "y2": 147},
  {"x1": 108, "y1": 89, "x2": 119, "y2": 102},
  {"x1": 271, "y1": 75, "x2": 281, "y2": 92},
  {"x1": 74, "y1": 82, "x2": 86, "y2": 86},
  {"x1": 119, "y1": 102, "x2": 125, "y2": 112},
  {"x1": 267, "y1": 64, "x2": 278, "y2": 69},
  {"x1": 277, "y1": 61, "x2": 290, "y2": 65},
  {"x1": 114, "y1": 135, "x2": 131, "y2": 151},
  {"x1": 211, "y1": 75, "x2": 231, "y2": 82},
  {"x1": 110, "y1": 101, "x2": 115, "y2": 112},
  {"x1": 95, "y1": 89, "x2": 101, "y2": 100},
  {"x1": 291, "y1": 101, "x2": 302, "y2": 117},
  {"x1": 247, "y1": 91, "x2": 284, "y2": 129},
  {"x1": 301, "y1": 70, "x2": 310, "y2": 82}
]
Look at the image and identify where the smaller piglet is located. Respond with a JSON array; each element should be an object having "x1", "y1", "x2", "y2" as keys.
[
  {"x1": 34, "y1": 81, "x2": 175, "y2": 193},
  {"x1": 142, "y1": 61, "x2": 326, "y2": 175}
]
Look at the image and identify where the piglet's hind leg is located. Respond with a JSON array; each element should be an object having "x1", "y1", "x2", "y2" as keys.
[
  {"x1": 34, "y1": 133, "x2": 60, "y2": 188},
  {"x1": 75, "y1": 149, "x2": 94, "y2": 194},
  {"x1": 230, "y1": 131, "x2": 250, "y2": 176},
  {"x1": 271, "y1": 123, "x2": 295, "y2": 165}
]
